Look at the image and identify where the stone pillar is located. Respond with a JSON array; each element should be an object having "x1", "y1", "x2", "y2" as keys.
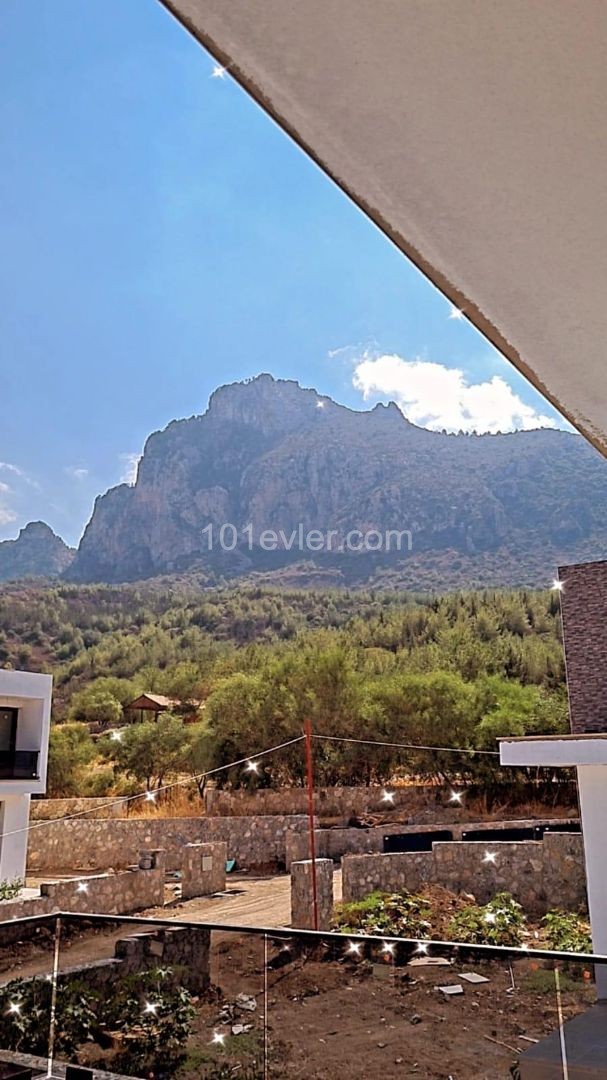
[
  {"x1": 181, "y1": 841, "x2": 227, "y2": 899},
  {"x1": 290, "y1": 858, "x2": 333, "y2": 930}
]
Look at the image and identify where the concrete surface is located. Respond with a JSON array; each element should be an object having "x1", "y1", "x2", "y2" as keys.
[{"x1": 162, "y1": 0, "x2": 607, "y2": 454}]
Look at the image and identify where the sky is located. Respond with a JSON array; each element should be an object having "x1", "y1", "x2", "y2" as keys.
[{"x1": 0, "y1": 0, "x2": 570, "y2": 547}]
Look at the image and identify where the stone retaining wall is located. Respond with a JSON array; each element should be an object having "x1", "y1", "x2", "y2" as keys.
[
  {"x1": 341, "y1": 832, "x2": 586, "y2": 914},
  {"x1": 205, "y1": 786, "x2": 418, "y2": 819},
  {"x1": 27, "y1": 814, "x2": 309, "y2": 872},
  {"x1": 0, "y1": 923, "x2": 210, "y2": 998},
  {"x1": 286, "y1": 817, "x2": 579, "y2": 868},
  {"x1": 0, "y1": 855, "x2": 166, "y2": 936},
  {"x1": 31, "y1": 797, "x2": 130, "y2": 820}
]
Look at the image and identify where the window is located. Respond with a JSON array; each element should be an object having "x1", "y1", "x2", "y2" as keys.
[{"x1": 0, "y1": 708, "x2": 18, "y2": 754}]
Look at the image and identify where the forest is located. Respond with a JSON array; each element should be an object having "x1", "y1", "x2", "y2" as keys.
[{"x1": 0, "y1": 581, "x2": 570, "y2": 800}]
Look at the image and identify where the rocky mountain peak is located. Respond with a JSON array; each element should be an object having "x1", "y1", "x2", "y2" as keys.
[
  {"x1": 205, "y1": 373, "x2": 345, "y2": 436},
  {"x1": 0, "y1": 521, "x2": 74, "y2": 582},
  {"x1": 63, "y1": 373, "x2": 607, "y2": 589}
]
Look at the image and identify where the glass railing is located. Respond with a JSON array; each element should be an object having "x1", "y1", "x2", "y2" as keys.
[
  {"x1": 0, "y1": 912, "x2": 604, "y2": 1079},
  {"x1": 0, "y1": 751, "x2": 39, "y2": 780}
]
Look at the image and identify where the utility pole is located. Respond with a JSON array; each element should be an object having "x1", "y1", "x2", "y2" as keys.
[{"x1": 303, "y1": 718, "x2": 319, "y2": 931}]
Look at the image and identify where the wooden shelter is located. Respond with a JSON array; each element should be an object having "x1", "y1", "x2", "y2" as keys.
[{"x1": 125, "y1": 693, "x2": 203, "y2": 723}]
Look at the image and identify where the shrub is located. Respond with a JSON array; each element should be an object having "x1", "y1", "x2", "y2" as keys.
[
  {"x1": 0, "y1": 879, "x2": 23, "y2": 901},
  {"x1": 333, "y1": 890, "x2": 432, "y2": 938},
  {"x1": 0, "y1": 968, "x2": 194, "y2": 1074},
  {"x1": 447, "y1": 892, "x2": 526, "y2": 947},
  {"x1": 103, "y1": 968, "x2": 195, "y2": 1074},
  {"x1": 542, "y1": 910, "x2": 592, "y2": 953},
  {"x1": 0, "y1": 977, "x2": 98, "y2": 1056}
]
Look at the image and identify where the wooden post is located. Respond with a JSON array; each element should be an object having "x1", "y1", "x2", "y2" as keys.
[{"x1": 304, "y1": 718, "x2": 319, "y2": 931}]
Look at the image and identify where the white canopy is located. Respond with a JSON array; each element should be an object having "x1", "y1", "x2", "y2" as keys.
[{"x1": 162, "y1": 0, "x2": 607, "y2": 455}]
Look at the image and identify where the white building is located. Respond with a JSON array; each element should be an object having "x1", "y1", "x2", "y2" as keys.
[{"x1": 0, "y1": 669, "x2": 52, "y2": 882}]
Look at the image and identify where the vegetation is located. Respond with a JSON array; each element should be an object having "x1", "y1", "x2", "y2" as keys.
[
  {"x1": 333, "y1": 891, "x2": 432, "y2": 938},
  {"x1": 335, "y1": 889, "x2": 527, "y2": 947},
  {"x1": 0, "y1": 879, "x2": 23, "y2": 901},
  {"x1": 542, "y1": 910, "x2": 592, "y2": 953},
  {"x1": 0, "y1": 967, "x2": 195, "y2": 1074},
  {"x1": 447, "y1": 892, "x2": 526, "y2": 947},
  {"x1": 0, "y1": 581, "x2": 571, "y2": 798}
]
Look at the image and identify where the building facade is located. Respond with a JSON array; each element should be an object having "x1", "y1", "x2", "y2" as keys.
[{"x1": 0, "y1": 669, "x2": 52, "y2": 882}]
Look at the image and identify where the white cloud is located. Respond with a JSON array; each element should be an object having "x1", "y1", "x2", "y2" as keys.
[
  {"x1": 65, "y1": 466, "x2": 89, "y2": 481},
  {"x1": 119, "y1": 453, "x2": 141, "y2": 486},
  {"x1": 0, "y1": 505, "x2": 17, "y2": 528},
  {"x1": 0, "y1": 481, "x2": 11, "y2": 495},
  {"x1": 0, "y1": 461, "x2": 40, "y2": 490},
  {"x1": 352, "y1": 352, "x2": 559, "y2": 434}
]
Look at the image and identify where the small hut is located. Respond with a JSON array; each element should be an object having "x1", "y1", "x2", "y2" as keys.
[{"x1": 125, "y1": 693, "x2": 203, "y2": 723}]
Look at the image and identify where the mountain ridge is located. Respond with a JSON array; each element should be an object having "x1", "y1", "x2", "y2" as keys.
[
  {"x1": 66, "y1": 374, "x2": 607, "y2": 588},
  {"x1": 0, "y1": 522, "x2": 74, "y2": 583},
  {"x1": 4, "y1": 374, "x2": 607, "y2": 589}
]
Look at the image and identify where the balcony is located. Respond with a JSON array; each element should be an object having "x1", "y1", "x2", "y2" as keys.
[{"x1": 0, "y1": 750, "x2": 39, "y2": 780}]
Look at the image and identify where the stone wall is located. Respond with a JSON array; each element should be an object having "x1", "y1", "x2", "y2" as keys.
[
  {"x1": 558, "y1": 559, "x2": 607, "y2": 734},
  {"x1": 27, "y1": 815, "x2": 309, "y2": 873},
  {"x1": 113, "y1": 923, "x2": 210, "y2": 995},
  {"x1": 205, "y1": 786, "x2": 418, "y2": 819},
  {"x1": 31, "y1": 797, "x2": 130, "y2": 820},
  {"x1": 181, "y1": 841, "x2": 227, "y2": 899},
  {"x1": 290, "y1": 858, "x2": 334, "y2": 931},
  {"x1": 285, "y1": 817, "x2": 579, "y2": 868},
  {"x1": 341, "y1": 832, "x2": 586, "y2": 914},
  {"x1": 1, "y1": 923, "x2": 210, "y2": 1000},
  {"x1": 0, "y1": 858, "x2": 166, "y2": 939}
]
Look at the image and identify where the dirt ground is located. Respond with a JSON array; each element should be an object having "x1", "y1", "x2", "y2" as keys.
[
  {"x1": 189, "y1": 935, "x2": 595, "y2": 1080},
  {"x1": 0, "y1": 874, "x2": 594, "y2": 1079}
]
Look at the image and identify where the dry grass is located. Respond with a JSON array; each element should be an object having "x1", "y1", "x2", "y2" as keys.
[{"x1": 127, "y1": 785, "x2": 205, "y2": 819}]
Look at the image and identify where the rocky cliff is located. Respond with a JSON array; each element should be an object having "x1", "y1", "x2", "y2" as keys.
[
  {"x1": 0, "y1": 522, "x2": 74, "y2": 582},
  {"x1": 64, "y1": 374, "x2": 607, "y2": 589}
]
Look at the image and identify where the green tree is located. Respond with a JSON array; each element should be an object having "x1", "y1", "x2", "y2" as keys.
[
  {"x1": 105, "y1": 714, "x2": 190, "y2": 791},
  {"x1": 47, "y1": 723, "x2": 96, "y2": 797}
]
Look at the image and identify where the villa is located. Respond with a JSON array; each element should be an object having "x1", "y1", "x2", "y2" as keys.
[{"x1": 0, "y1": 669, "x2": 52, "y2": 882}]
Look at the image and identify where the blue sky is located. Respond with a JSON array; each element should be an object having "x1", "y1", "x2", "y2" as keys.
[{"x1": 0, "y1": 0, "x2": 568, "y2": 546}]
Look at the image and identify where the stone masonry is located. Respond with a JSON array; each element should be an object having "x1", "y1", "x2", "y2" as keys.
[
  {"x1": 27, "y1": 814, "x2": 309, "y2": 872},
  {"x1": 559, "y1": 559, "x2": 607, "y2": 734},
  {"x1": 0, "y1": 924, "x2": 210, "y2": 999},
  {"x1": 290, "y1": 858, "x2": 334, "y2": 930},
  {"x1": 285, "y1": 816, "x2": 579, "y2": 868},
  {"x1": 181, "y1": 841, "x2": 227, "y2": 899},
  {"x1": 0, "y1": 854, "x2": 166, "y2": 940},
  {"x1": 205, "y1": 786, "x2": 419, "y2": 819},
  {"x1": 342, "y1": 832, "x2": 586, "y2": 915},
  {"x1": 31, "y1": 797, "x2": 130, "y2": 820}
]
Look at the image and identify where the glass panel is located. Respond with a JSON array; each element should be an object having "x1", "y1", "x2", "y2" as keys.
[
  {"x1": 0, "y1": 710, "x2": 16, "y2": 753},
  {"x1": 49, "y1": 918, "x2": 266, "y2": 1078},
  {"x1": 263, "y1": 937, "x2": 601, "y2": 1079},
  {"x1": 0, "y1": 914, "x2": 58, "y2": 1075},
  {"x1": 204, "y1": 925, "x2": 267, "y2": 1077},
  {"x1": 1, "y1": 915, "x2": 602, "y2": 1079}
]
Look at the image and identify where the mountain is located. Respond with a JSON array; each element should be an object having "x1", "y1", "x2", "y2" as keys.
[
  {"x1": 64, "y1": 374, "x2": 607, "y2": 590},
  {"x1": 0, "y1": 522, "x2": 74, "y2": 582}
]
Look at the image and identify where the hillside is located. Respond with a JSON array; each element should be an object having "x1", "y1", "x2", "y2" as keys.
[
  {"x1": 64, "y1": 374, "x2": 607, "y2": 588},
  {"x1": 0, "y1": 522, "x2": 74, "y2": 583}
]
